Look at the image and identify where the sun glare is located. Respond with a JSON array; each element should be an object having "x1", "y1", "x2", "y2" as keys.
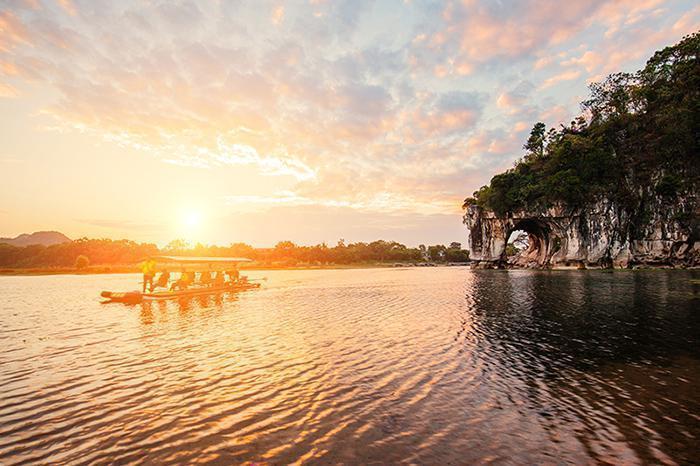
[
  {"x1": 182, "y1": 210, "x2": 201, "y2": 229},
  {"x1": 176, "y1": 207, "x2": 207, "y2": 242}
]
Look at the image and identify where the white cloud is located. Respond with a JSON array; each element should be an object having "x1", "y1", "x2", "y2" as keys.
[{"x1": 1, "y1": 0, "x2": 696, "y2": 223}]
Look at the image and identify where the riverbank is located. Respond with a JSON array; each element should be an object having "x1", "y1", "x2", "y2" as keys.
[{"x1": 0, "y1": 262, "x2": 469, "y2": 276}]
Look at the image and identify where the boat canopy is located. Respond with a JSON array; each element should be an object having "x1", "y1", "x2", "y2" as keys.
[{"x1": 150, "y1": 255, "x2": 252, "y2": 264}]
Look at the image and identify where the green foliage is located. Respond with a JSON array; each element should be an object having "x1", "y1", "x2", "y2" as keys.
[
  {"x1": 445, "y1": 248, "x2": 469, "y2": 262},
  {"x1": 471, "y1": 32, "x2": 699, "y2": 215},
  {"x1": 74, "y1": 255, "x2": 90, "y2": 269},
  {"x1": 655, "y1": 174, "x2": 682, "y2": 197},
  {"x1": 551, "y1": 237, "x2": 562, "y2": 254},
  {"x1": 462, "y1": 197, "x2": 477, "y2": 209},
  {"x1": 524, "y1": 121, "x2": 546, "y2": 160},
  {"x1": 505, "y1": 244, "x2": 519, "y2": 257},
  {"x1": 0, "y1": 237, "x2": 472, "y2": 268},
  {"x1": 0, "y1": 238, "x2": 159, "y2": 268},
  {"x1": 164, "y1": 239, "x2": 190, "y2": 253}
]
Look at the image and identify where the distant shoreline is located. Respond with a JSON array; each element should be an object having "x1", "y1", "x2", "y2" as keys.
[
  {"x1": 1, "y1": 263, "x2": 696, "y2": 276},
  {"x1": 0, "y1": 262, "x2": 470, "y2": 276}
]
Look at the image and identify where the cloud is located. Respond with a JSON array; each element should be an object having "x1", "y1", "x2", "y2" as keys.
[
  {"x1": 541, "y1": 70, "x2": 582, "y2": 89},
  {"x1": 271, "y1": 5, "x2": 284, "y2": 25},
  {"x1": 544, "y1": 2, "x2": 700, "y2": 84},
  {"x1": 496, "y1": 81, "x2": 535, "y2": 114},
  {"x1": 0, "y1": 10, "x2": 31, "y2": 52},
  {"x1": 595, "y1": 0, "x2": 666, "y2": 37},
  {"x1": 539, "y1": 105, "x2": 572, "y2": 127},
  {"x1": 398, "y1": 91, "x2": 485, "y2": 141},
  {"x1": 77, "y1": 218, "x2": 165, "y2": 232},
  {"x1": 57, "y1": 0, "x2": 77, "y2": 17},
  {"x1": 410, "y1": 1, "x2": 606, "y2": 73},
  {"x1": 215, "y1": 205, "x2": 466, "y2": 247},
  {"x1": 672, "y1": 5, "x2": 700, "y2": 32},
  {"x1": 225, "y1": 189, "x2": 459, "y2": 215},
  {"x1": 0, "y1": 81, "x2": 19, "y2": 97},
  {"x1": 0, "y1": 0, "x2": 696, "y2": 229}
]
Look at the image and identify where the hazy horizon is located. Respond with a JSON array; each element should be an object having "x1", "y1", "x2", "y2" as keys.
[{"x1": 1, "y1": 0, "x2": 698, "y2": 247}]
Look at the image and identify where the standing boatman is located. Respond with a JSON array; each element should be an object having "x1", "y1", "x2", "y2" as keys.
[{"x1": 141, "y1": 257, "x2": 156, "y2": 292}]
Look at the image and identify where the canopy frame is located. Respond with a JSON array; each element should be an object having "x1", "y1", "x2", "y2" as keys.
[{"x1": 148, "y1": 255, "x2": 252, "y2": 264}]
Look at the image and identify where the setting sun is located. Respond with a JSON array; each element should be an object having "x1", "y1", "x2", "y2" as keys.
[
  {"x1": 181, "y1": 210, "x2": 202, "y2": 229},
  {"x1": 175, "y1": 207, "x2": 207, "y2": 242}
]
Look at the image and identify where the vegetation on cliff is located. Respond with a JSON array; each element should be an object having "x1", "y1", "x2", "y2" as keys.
[{"x1": 465, "y1": 32, "x2": 699, "y2": 217}]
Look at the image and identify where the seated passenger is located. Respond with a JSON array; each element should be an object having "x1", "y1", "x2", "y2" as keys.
[
  {"x1": 200, "y1": 268, "x2": 212, "y2": 286},
  {"x1": 213, "y1": 271, "x2": 225, "y2": 286},
  {"x1": 227, "y1": 267, "x2": 240, "y2": 284},
  {"x1": 171, "y1": 268, "x2": 191, "y2": 291},
  {"x1": 153, "y1": 269, "x2": 170, "y2": 290}
]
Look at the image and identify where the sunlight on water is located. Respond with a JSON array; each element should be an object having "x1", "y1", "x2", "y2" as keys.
[{"x1": 0, "y1": 268, "x2": 698, "y2": 464}]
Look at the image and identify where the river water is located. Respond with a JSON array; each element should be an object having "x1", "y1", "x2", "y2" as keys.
[{"x1": 0, "y1": 268, "x2": 698, "y2": 465}]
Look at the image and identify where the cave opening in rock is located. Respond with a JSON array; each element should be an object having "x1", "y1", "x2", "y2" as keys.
[
  {"x1": 504, "y1": 219, "x2": 550, "y2": 265},
  {"x1": 506, "y1": 230, "x2": 529, "y2": 256}
]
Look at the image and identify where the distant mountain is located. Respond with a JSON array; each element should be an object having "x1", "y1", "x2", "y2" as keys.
[{"x1": 0, "y1": 231, "x2": 72, "y2": 247}]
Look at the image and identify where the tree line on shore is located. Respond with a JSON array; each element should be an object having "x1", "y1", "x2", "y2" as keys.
[{"x1": 0, "y1": 237, "x2": 470, "y2": 269}]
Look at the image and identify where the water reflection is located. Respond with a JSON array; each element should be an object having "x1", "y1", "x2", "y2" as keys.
[
  {"x1": 0, "y1": 269, "x2": 697, "y2": 465},
  {"x1": 465, "y1": 270, "x2": 700, "y2": 464},
  {"x1": 135, "y1": 294, "x2": 239, "y2": 334}
]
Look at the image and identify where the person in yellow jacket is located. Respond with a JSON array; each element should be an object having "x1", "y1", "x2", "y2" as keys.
[{"x1": 141, "y1": 258, "x2": 156, "y2": 292}]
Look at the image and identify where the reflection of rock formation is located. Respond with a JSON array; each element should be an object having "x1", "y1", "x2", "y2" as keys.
[
  {"x1": 462, "y1": 270, "x2": 700, "y2": 465},
  {"x1": 463, "y1": 196, "x2": 699, "y2": 268}
]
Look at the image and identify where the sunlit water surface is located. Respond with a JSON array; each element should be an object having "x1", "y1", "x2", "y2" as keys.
[{"x1": 1, "y1": 268, "x2": 698, "y2": 465}]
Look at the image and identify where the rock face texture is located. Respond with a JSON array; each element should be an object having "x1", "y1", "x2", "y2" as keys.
[{"x1": 463, "y1": 196, "x2": 699, "y2": 269}]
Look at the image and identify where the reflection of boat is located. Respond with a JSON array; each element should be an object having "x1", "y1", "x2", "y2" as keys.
[
  {"x1": 101, "y1": 282, "x2": 260, "y2": 304},
  {"x1": 101, "y1": 255, "x2": 261, "y2": 304}
]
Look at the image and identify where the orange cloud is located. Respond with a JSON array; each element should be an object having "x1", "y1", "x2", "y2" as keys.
[
  {"x1": 0, "y1": 81, "x2": 19, "y2": 97},
  {"x1": 271, "y1": 5, "x2": 285, "y2": 25},
  {"x1": 56, "y1": 0, "x2": 77, "y2": 16},
  {"x1": 541, "y1": 70, "x2": 582, "y2": 89},
  {"x1": 0, "y1": 10, "x2": 31, "y2": 52},
  {"x1": 1, "y1": 0, "x2": 696, "y2": 227},
  {"x1": 672, "y1": 4, "x2": 700, "y2": 33},
  {"x1": 431, "y1": 1, "x2": 604, "y2": 69}
]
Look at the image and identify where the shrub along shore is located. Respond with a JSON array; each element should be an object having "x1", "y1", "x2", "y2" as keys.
[{"x1": 0, "y1": 237, "x2": 470, "y2": 275}]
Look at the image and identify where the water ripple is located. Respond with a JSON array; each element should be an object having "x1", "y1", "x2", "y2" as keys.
[{"x1": 0, "y1": 269, "x2": 698, "y2": 464}]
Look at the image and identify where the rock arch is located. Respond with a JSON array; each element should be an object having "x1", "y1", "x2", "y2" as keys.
[
  {"x1": 463, "y1": 205, "x2": 562, "y2": 268},
  {"x1": 504, "y1": 218, "x2": 551, "y2": 267},
  {"x1": 463, "y1": 199, "x2": 699, "y2": 269}
]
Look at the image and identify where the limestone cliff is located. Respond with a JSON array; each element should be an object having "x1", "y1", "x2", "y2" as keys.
[
  {"x1": 463, "y1": 33, "x2": 699, "y2": 269},
  {"x1": 463, "y1": 194, "x2": 699, "y2": 269}
]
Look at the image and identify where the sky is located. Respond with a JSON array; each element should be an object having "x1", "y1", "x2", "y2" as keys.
[{"x1": 0, "y1": 0, "x2": 698, "y2": 247}]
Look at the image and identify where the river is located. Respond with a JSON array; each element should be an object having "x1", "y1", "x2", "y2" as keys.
[{"x1": 0, "y1": 268, "x2": 698, "y2": 464}]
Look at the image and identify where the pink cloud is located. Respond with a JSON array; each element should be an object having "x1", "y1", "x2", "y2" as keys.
[
  {"x1": 558, "y1": 13, "x2": 700, "y2": 83},
  {"x1": 541, "y1": 69, "x2": 582, "y2": 89},
  {"x1": 496, "y1": 91, "x2": 531, "y2": 114},
  {"x1": 1, "y1": 0, "x2": 697, "y2": 225},
  {"x1": 0, "y1": 10, "x2": 31, "y2": 52},
  {"x1": 56, "y1": 0, "x2": 77, "y2": 16},
  {"x1": 0, "y1": 59, "x2": 19, "y2": 76},
  {"x1": 0, "y1": 81, "x2": 19, "y2": 97},
  {"x1": 271, "y1": 5, "x2": 285, "y2": 25},
  {"x1": 539, "y1": 105, "x2": 571, "y2": 127},
  {"x1": 596, "y1": 0, "x2": 666, "y2": 37},
  {"x1": 427, "y1": 0, "x2": 606, "y2": 70},
  {"x1": 672, "y1": 4, "x2": 700, "y2": 33}
]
